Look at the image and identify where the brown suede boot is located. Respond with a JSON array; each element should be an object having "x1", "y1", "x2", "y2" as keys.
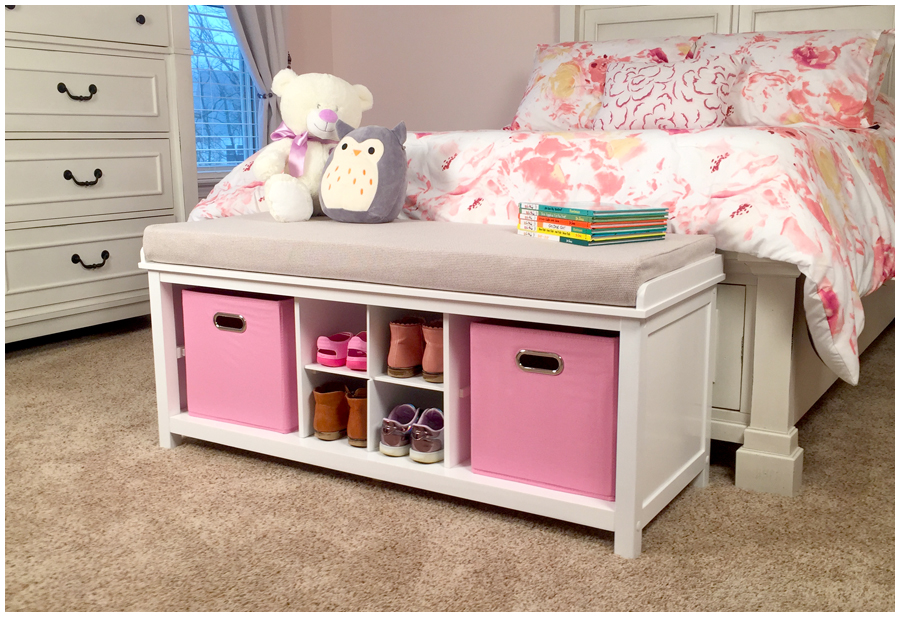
[
  {"x1": 313, "y1": 382, "x2": 349, "y2": 440},
  {"x1": 422, "y1": 320, "x2": 444, "y2": 383},
  {"x1": 346, "y1": 387, "x2": 368, "y2": 448},
  {"x1": 387, "y1": 316, "x2": 425, "y2": 378}
]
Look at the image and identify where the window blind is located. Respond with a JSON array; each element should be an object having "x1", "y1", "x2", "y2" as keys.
[{"x1": 188, "y1": 5, "x2": 260, "y2": 170}]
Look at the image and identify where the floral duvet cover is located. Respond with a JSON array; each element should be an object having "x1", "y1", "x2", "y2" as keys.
[{"x1": 402, "y1": 96, "x2": 895, "y2": 384}]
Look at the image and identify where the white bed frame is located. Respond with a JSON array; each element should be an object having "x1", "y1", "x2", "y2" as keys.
[{"x1": 561, "y1": 5, "x2": 896, "y2": 496}]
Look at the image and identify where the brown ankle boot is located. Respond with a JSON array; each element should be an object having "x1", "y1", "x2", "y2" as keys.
[
  {"x1": 347, "y1": 387, "x2": 367, "y2": 448},
  {"x1": 422, "y1": 320, "x2": 444, "y2": 383},
  {"x1": 387, "y1": 316, "x2": 425, "y2": 378},
  {"x1": 313, "y1": 382, "x2": 349, "y2": 440}
]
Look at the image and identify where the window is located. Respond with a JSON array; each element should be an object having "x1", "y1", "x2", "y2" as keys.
[{"x1": 188, "y1": 5, "x2": 259, "y2": 171}]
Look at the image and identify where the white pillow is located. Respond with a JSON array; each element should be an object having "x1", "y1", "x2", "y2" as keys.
[{"x1": 594, "y1": 55, "x2": 741, "y2": 130}]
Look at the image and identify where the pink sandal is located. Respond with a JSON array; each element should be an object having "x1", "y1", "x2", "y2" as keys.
[
  {"x1": 346, "y1": 332, "x2": 367, "y2": 371},
  {"x1": 316, "y1": 331, "x2": 353, "y2": 367}
]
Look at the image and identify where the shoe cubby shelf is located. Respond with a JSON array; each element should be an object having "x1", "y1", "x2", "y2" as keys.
[
  {"x1": 304, "y1": 362, "x2": 444, "y2": 392},
  {"x1": 143, "y1": 256, "x2": 723, "y2": 558}
]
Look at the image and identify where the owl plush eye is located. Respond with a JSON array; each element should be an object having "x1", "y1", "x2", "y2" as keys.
[
  {"x1": 341, "y1": 143, "x2": 348, "y2": 150},
  {"x1": 358, "y1": 139, "x2": 384, "y2": 161}
]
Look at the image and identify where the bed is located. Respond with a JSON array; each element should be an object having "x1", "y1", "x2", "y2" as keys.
[
  {"x1": 188, "y1": 5, "x2": 895, "y2": 496},
  {"x1": 567, "y1": 6, "x2": 896, "y2": 497}
]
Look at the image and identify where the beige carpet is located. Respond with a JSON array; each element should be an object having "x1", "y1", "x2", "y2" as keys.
[{"x1": 5, "y1": 317, "x2": 895, "y2": 611}]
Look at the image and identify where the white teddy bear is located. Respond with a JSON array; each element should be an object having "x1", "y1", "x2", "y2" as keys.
[{"x1": 253, "y1": 70, "x2": 374, "y2": 222}]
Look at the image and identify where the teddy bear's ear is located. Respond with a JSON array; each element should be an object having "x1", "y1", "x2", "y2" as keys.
[
  {"x1": 354, "y1": 84, "x2": 374, "y2": 112},
  {"x1": 392, "y1": 122, "x2": 407, "y2": 145},
  {"x1": 271, "y1": 68, "x2": 297, "y2": 97},
  {"x1": 336, "y1": 119, "x2": 355, "y2": 140}
]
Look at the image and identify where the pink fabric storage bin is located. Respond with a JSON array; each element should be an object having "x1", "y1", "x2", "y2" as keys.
[
  {"x1": 182, "y1": 289, "x2": 298, "y2": 433},
  {"x1": 470, "y1": 323, "x2": 619, "y2": 501}
]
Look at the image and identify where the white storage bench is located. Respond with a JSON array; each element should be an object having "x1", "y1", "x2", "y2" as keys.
[{"x1": 140, "y1": 213, "x2": 723, "y2": 558}]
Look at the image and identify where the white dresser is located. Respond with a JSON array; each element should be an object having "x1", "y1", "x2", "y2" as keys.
[{"x1": 5, "y1": 5, "x2": 198, "y2": 343}]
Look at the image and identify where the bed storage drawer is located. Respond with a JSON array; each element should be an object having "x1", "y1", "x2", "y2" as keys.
[
  {"x1": 5, "y1": 47, "x2": 169, "y2": 133},
  {"x1": 4, "y1": 5, "x2": 170, "y2": 47},
  {"x1": 469, "y1": 322, "x2": 619, "y2": 500},
  {"x1": 5, "y1": 138, "x2": 174, "y2": 224},
  {"x1": 5, "y1": 215, "x2": 174, "y2": 313}
]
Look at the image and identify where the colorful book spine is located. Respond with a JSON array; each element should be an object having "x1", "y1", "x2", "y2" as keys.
[
  {"x1": 517, "y1": 229, "x2": 665, "y2": 247},
  {"x1": 520, "y1": 210, "x2": 669, "y2": 231},
  {"x1": 518, "y1": 225, "x2": 592, "y2": 241},
  {"x1": 517, "y1": 229, "x2": 595, "y2": 246},
  {"x1": 518, "y1": 218, "x2": 591, "y2": 235},
  {"x1": 518, "y1": 211, "x2": 595, "y2": 224},
  {"x1": 519, "y1": 211, "x2": 669, "y2": 226},
  {"x1": 519, "y1": 225, "x2": 666, "y2": 243},
  {"x1": 519, "y1": 222, "x2": 667, "y2": 239},
  {"x1": 589, "y1": 220, "x2": 669, "y2": 229},
  {"x1": 591, "y1": 226, "x2": 667, "y2": 237},
  {"x1": 519, "y1": 201, "x2": 668, "y2": 218},
  {"x1": 568, "y1": 236, "x2": 664, "y2": 246},
  {"x1": 591, "y1": 232, "x2": 666, "y2": 241}
]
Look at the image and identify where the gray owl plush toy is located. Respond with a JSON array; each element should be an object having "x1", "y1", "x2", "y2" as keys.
[{"x1": 319, "y1": 120, "x2": 407, "y2": 224}]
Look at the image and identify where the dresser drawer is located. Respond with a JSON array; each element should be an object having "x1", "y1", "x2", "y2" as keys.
[
  {"x1": 5, "y1": 215, "x2": 175, "y2": 313},
  {"x1": 5, "y1": 6, "x2": 169, "y2": 47},
  {"x1": 5, "y1": 138, "x2": 174, "y2": 224},
  {"x1": 5, "y1": 47, "x2": 169, "y2": 133}
]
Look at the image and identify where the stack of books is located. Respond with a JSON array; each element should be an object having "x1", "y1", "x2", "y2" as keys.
[{"x1": 517, "y1": 202, "x2": 669, "y2": 246}]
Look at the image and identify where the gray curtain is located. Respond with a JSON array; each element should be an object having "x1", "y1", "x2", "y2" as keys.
[{"x1": 225, "y1": 5, "x2": 288, "y2": 147}]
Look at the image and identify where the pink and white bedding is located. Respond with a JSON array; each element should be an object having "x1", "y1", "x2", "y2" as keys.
[
  {"x1": 402, "y1": 95, "x2": 895, "y2": 384},
  {"x1": 188, "y1": 24, "x2": 894, "y2": 387}
]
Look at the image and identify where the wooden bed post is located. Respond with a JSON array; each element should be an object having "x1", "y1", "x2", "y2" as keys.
[{"x1": 734, "y1": 260, "x2": 803, "y2": 496}]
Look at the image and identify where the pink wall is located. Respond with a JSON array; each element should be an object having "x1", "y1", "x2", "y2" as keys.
[{"x1": 285, "y1": 5, "x2": 557, "y2": 131}]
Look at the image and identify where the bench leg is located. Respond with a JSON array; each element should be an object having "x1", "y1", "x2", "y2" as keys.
[
  {"x1": 691, "y1": 460, "x2": 710, "y2": 489},
  {"x1": 614, "y1": 525, "x2": 642, "y2": 559},
  {"x1": 148, "y1": 272, "x2": 183, "y2": 449},
  {"x1": 613, "y1": 321, "x2": 644, "y2": 558}
]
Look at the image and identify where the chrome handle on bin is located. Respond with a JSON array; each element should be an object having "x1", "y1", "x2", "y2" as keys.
[
  {"x1": 516, "y1": 350, "x2": 564, "y2": 375},
  {"x1": 213, "y1": 312, "x2": 246, "y2": 333}
]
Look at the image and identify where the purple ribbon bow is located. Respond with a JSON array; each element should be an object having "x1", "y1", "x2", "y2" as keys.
[{"x1": 270, "y1": 122, "x2": 338, "y2": 177}]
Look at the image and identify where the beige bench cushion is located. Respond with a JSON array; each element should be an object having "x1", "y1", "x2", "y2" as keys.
[{"x1": 143, "y1": 213, "x2": 716, "y2": 307}]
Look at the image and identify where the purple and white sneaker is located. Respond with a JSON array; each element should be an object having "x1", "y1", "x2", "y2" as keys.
[
  {"x1": 380, "y1": 404, "x2": 422, "y2": 457},
  {"x1": 410, "y1": 408, "x2": 444, "y2": 464}
]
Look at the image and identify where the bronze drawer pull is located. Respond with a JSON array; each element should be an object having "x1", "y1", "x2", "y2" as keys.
[
  {"x1": 64, "y1": 168, "x2": 102, "y2": 186},
  {"x1": 72, "y1": 250, "x2": 110, "y2": 270},
  {"x1": 57, "y1": 82, "x2": 97, "y2": 101}
]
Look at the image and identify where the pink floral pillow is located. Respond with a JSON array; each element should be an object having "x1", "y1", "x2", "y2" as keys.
[
  {"x1": 188, "y1": 152, "x2": 266, "y2": 221},
  {"x1": 507, "y1": 36, "x2": 699, "y2": 131},
  {"x1": 593, "y1": 56, "x2": 740, "y2": 130},
  {"x1": 694, "y1": 29, "x2": 888, "y2": 128}
]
